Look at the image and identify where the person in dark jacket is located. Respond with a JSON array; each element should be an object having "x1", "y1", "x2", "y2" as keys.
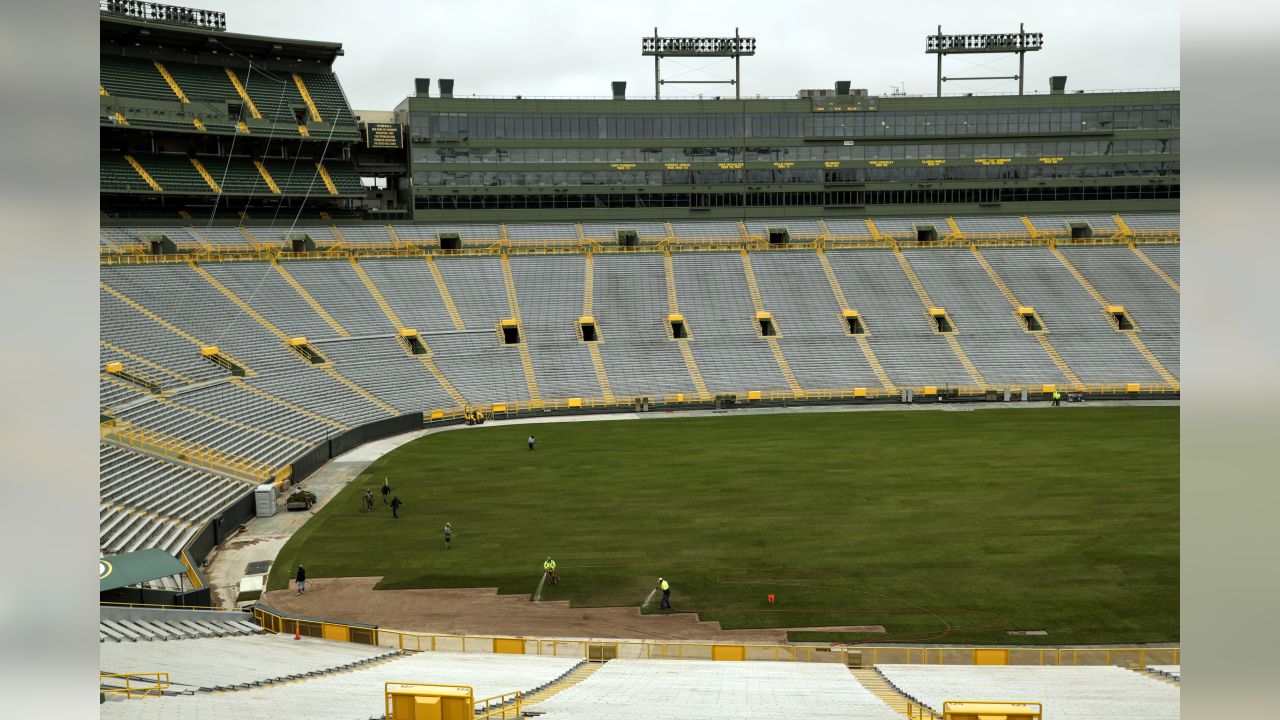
[
  {"x1": 390, "y1": 496, "x2": 403, "y2": 519},
  {"x1": 381, "y1": 481, "x2": 391, "y2": 505},
  {"x1": 295, "y1": 565, "x2": 306, "y2": 595}
]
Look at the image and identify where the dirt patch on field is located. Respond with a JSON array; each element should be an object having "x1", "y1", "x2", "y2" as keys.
[{"x1": 262, "y1": 577, "x2": 856, "y2": 642}]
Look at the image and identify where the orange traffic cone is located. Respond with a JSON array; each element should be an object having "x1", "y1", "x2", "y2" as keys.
[
  {"x1": 294, "y1": 627, "x2": 301, "y2": 640},
  {"x1": 767, "y1": 594, "x2": 776, "y2": 605}
]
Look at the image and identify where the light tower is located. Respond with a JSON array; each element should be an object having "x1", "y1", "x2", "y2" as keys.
[
  {"x1": 641, "y1": 28, "x2": 757, "y2": 99},
  {"x1": 926, "y1": 23, "x2": 1044, "y2": 96}
]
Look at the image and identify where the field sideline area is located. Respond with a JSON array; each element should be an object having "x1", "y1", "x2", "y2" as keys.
[{"x1": 267, "y1": 406, "x2": 1178, "y2": 645}]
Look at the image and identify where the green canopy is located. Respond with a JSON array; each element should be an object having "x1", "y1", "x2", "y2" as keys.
[{"x1": 100, "y1": 549, "x2": 186, "y2": 593}]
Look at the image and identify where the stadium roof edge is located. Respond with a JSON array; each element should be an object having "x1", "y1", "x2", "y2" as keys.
[{"x1": 100, "y1": 13, "x2": 344, "y2": 68}]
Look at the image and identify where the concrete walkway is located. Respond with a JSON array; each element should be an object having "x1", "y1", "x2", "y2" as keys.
[{"x1": 206, "y1": 398, "x2": 1177, "y2": 608}]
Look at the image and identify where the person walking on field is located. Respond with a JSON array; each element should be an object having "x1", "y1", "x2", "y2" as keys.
[
  {"x1": 390, "y1": 496, "x2": 403, "y2": 519},
  {"x1": 444, "y1": 522, "x2": 453, "y2": 550},
  {"x1": 295, "y1": 565, "x2": 307, "y2": 595},
  {"x1": 363, "y1": 489, "x2": 374, "y2": 512},
  {"x1": 528, "y1": 435, "x2": 536, "y2": 451},
  {"x1": 543, "y1": 556, "x2": 559, "y2": 584},
  {"x1": 657, "y1": 577, "x2": 671, "y2": 609},
  {"x1": 1052, "y1": 390, "x2": 1062, "y2": 407},
  {"x1": 381, "y1": 480, "x2": 391, "y2": 505}
]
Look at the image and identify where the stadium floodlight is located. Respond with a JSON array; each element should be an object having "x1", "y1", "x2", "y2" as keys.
[
  {"x1": 99, "y1": 0, "x2": 226, "y2": 31},
  {"x1": 642, "y1": 28, "x2": 756, "y2": 99},
  {"x1": 926, "y1": 23, "x2": 1042, "y2": 96}
]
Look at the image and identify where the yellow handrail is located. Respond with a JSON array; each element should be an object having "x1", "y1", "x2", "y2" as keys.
[
  {"x1": 99, "y1": 234, "x2": 1180, "y2": 265},
  {"x1": 100, "y1": 418, "x2": 274, "y2": 484},
  {"x1": 249, "y1": 605, "x2": 1179, "y2": 667},
  {"x1": 99, "y1": 671, "x2": 170, "y2": 699}
]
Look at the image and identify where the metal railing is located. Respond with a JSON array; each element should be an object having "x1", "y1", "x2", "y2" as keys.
[
  {"x1": 907, "y1": 700, "x2": 944, "y2": 719},
  {"x1": 476, "y1": 690, "x2": 523, "y2": 719},
  {"x1": 98, "y1": 232, "x2": 1179, "y2": 264},
  {"x1": 100, "y1": 418, "x2": 276, "y2": 484},
  {"x1": 251, "y1": 606, "x2": 1179, "y2": 668},
  {"x1": 99, "y1": 671, "x2": 170, "y2": 699}
]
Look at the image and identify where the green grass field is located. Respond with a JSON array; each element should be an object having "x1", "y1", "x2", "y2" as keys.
[{"x1": 268, "y1": 406, "x2": 1178, "y2": 644}]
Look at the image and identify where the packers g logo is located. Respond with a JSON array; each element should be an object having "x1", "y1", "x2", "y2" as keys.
[{"x1": 100, "y1": 560, "x2": 113, "y2": 581}]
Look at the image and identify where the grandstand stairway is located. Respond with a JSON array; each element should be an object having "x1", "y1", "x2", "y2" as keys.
[
  {"x1": 1049, "y1": 247, "x2": 1179, "y2": 387},
  {"x1": 223, "y1": 68, "x2": 263, "y2": 119},
  {"x1": 849, "y1": 667, "x2": 938, "y2": 718},
  {"x1": 969, "y1": 246, "x2": 1085, "y2": 390},
  {"x1": 314, "y1": 162, "x2": 340, "y2": 196},
  {"x1": 273, "y1": 262, "x2": 349, "y2": 336},
  {"x1": 500, "y1": 254, "x2": 542, "y2": 402},
  {"x1": 518, "y1": 660, "x2": 600, "y2": 706},
  {"x1": 739, "y1": 251, "x2": 805, "y2": 397},
  {"x1": 1132, "y1": 666, "x2": 1180, "y2": 686},
  {"x1": 347, "y1": 257, "x2": 468, "y2": 408},
  {"x1": 1131, "y1": 245, "x2": 1181, "y2": 292},
  {"x1": 252, "y1": 160, "x2": 282, "y2": 195},
  {"x1": 189, "y1": 261, "x2": 401, "y2": 415},
  {"x1": 892, "y1": 249, "x2": 987, "y2": 388},
  {"x1": 124, "y1": 155, "x2": 163, "y2": 193},
  {"x1": 814, "y1": 250, "x2": 896, "y2": 392},
  {"x1": 425, "y1": 256, "x2": 467, "y2": 330},
  {"x1": 292, "y1": 74, "x2": 323, "y2": 122},
  {"x1": 581, "y1": 253, "x2": 616, "y2": 401},
  {"x1": 662, "y1": 252, "x2": 710, "y2": 399}
]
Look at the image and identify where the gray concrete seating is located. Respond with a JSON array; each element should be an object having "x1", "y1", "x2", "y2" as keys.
[
  {"x1": 511, "y1": 255, "x2": 602, "y2": 399},
  {"x1": 981, "y1": 248, "x2": 1163, "y2": 384},
  {"x1": 671, "y1": 252, "x2": 790, "y2": 394},
  {"x1": 826, "y1": 250, "x2": 974, "y2": 387},
  {"x1": 876, "y1": 664, "x2": 1179, "y2": 720},
  {"x1": 905, "y1": 248, "x2": 1068, "y2": 386},
  {"x1": 750, "y1": 252, "x2": 881, "y2": 389},
  {"x1": 530, "y1": 659, "x2": 901, "y2": 720},
  {"x1": 1060, "y1": 246, "x2": 1179, "y2": 375},
  {"x1": 99, "y1": 650, "x2": 582, "y2": 719}
]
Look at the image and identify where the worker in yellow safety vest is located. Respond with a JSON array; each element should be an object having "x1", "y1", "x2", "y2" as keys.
[
  {"x1": 657, "y1": 577, "x2": 672, "y2": 609},
  {"x1": 543, "y1": 557, "x2": 559, "y2": 584},
  {"x1": 1052, "y1": 390, "x2": 1062, "y2": 407}
]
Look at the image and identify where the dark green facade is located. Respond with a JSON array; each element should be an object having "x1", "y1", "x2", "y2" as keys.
[{"x1": 397, "y1": 90, "x2": 1178, "y2": 222}]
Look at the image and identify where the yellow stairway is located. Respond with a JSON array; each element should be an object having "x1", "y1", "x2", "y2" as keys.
[
  {"x1": 740, "y1": 251, "x2": 804, "y2": 396},
  {"x1": 252, "y1": 160, "x2": 282, "y2": 195},
  {"x1": 274, "y1": 262, "x2": 348, "y2": 336},
  {"x1": 970, "y1": 246, "x2": 1084, "y2": 390},
  {"x1": 500, "y1": 254, "x2": 542, "y2": 403},
  {"x1": 190, "y1": 261, "x2": 401, "y2": 414},
  {"x1": 893, "y1": 249, "x2": 987, "y2": 388},
  {"x1": 663, "y1": 252, "x2": 709, "y2": 399},
  {"x1": 349, "y1": 258, "x2": 467, "y2": 408},
  {"x1": 153, "y1": 62, "x2": 189, "y2": 103},
  {"x1": 124, "y1": 155, "x2": 163, "y2": 192},
  {"x1": 189, "y1": 157, "x2": 222, "y2": 193},
  {"x1": 425, "y1": 256, "x2": 467, "y2": 330},
  {"x1": 224, "y1": 68, "x2": 263, "y2": 118},
  {"x1": 1131, "y1": 245, "x2": 1180, "y2": 292},
  {"x1": 815, "y1": 250, "x2": 896, "y2": 392},
  {"x1": 582, "y1": 253, "x2": 615, "y2": 401},
  {"x1": 849, "y1": 668, "x2": 941, "y2": 718},
  {"x1": 1050, "y1": 247, "x2": 1179, "y2": 387},
  {"x1": 230, "y1": 378, "x2": 348, "y2": 432},
  {"x1": 292, "y1": 73, "x2": 323, "y2": 122},
  {"x1": 520, "y1": 662, "x2": 603, "y2": 707},
  {"x1": 315, "y1": 161, "x2": 340, "y2": 196}
]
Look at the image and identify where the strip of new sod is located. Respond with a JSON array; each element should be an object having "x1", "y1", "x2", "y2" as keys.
[{"x1": 269, "y1": 406, "x2": 1178, "y2": 645}]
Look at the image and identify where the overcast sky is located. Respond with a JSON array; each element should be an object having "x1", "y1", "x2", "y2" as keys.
[{"x1": 186, "y1": 0, "x2": 1178, "y2": 110}]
